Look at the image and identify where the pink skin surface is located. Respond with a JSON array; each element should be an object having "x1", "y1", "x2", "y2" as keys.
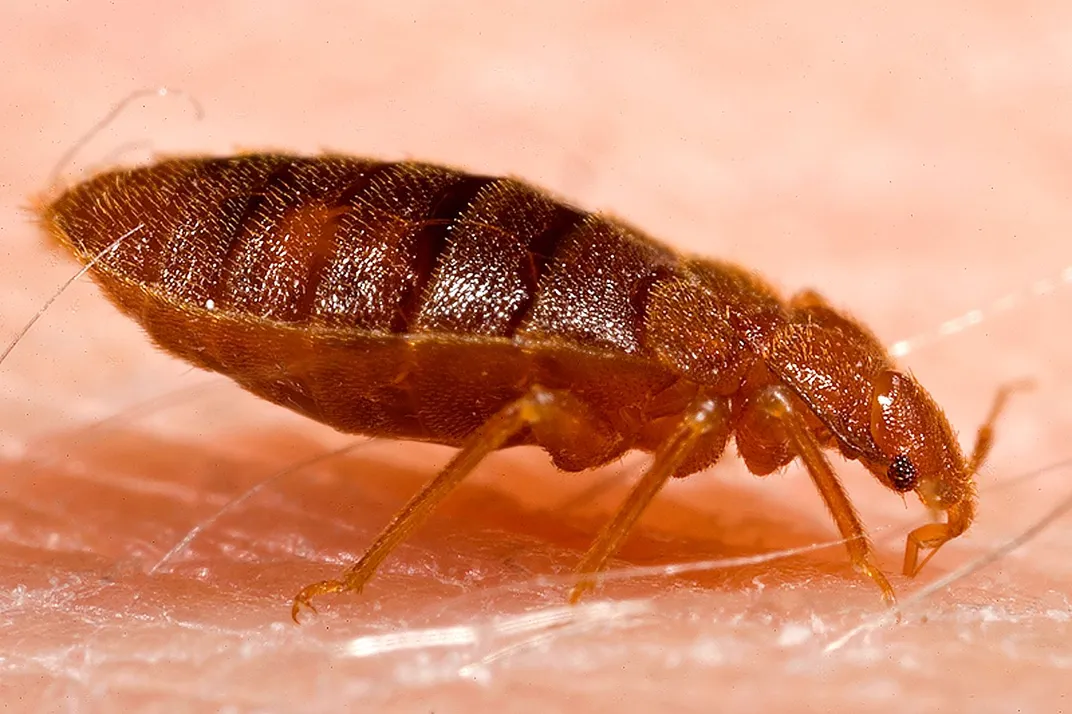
[{"x1": 3, "y1": 3, "x2": 1072, "y2": 712}]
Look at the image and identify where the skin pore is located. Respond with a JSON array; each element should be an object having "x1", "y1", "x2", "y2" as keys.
[{"x1": 3, "y1": 3, "x2": 1072, "y2": 712}]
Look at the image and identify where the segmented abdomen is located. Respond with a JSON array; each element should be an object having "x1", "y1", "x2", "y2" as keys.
[{"x1": 46, "y1": 154, "x2": 683, "y2": 356}]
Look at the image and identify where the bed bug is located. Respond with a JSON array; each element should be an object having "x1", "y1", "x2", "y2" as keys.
[{"x1": 39, "y1": 153, "x2": 1013, "y2": 621}]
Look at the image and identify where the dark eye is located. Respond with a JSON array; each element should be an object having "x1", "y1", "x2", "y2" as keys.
[{"x1": 887, "y1": 453, "x2": 918, "y2": 492}]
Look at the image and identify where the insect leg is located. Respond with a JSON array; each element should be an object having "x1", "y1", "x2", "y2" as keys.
[
  {"x1": 290, "y1": 385, "x2": 616, "y2": 622},
  {"x1": 751, "y1": 385, "x2": 896, "y2": 604},
  {"x1": 569, "y1": 394, "x2": 730, "y2": 603}
]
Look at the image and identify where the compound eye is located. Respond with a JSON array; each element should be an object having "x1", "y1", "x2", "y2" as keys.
[{"x1": 888, "y1": 453, "x2": 919, "y2": 492}]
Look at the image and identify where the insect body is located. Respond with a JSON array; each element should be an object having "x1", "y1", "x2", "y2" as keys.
[{"x1": 42, "y1": 154, "x2": 1008, "y2": 620}]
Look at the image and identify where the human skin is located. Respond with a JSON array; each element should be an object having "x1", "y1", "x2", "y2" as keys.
[{"x1": 3, "y1": 2, "x2": 1072, "y2": 712}]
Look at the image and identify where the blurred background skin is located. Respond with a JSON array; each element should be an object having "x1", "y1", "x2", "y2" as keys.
[{"x1": 3, "y1": 2, "x2": 1072, "y2": 712}]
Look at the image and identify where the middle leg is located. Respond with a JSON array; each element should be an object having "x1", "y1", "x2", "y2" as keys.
[
  {"x1": 569, "y1": 393, "x2": 732, "y2": 602},
  {"x1": 744, "y1": 384, "x2": 896, "y2": 604}
]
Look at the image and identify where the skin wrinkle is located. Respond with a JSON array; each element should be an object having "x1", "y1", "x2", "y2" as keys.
[{"x1": 3, "y1": 3, "x2": 1072, "y2": 712}]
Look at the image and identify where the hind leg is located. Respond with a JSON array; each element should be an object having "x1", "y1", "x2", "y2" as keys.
[{"x1": 291, "y1": 385, "x2": 622, "y2": 622}]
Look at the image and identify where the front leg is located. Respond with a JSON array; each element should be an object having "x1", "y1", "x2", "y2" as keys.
[{"x1": 741, "y1": 385, "x2": 897, "y2": 605}]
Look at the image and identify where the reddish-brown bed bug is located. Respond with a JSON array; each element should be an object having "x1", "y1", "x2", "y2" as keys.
[{"x1": 39, "y1": 153, "x2": 1014, "y2": 621}]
